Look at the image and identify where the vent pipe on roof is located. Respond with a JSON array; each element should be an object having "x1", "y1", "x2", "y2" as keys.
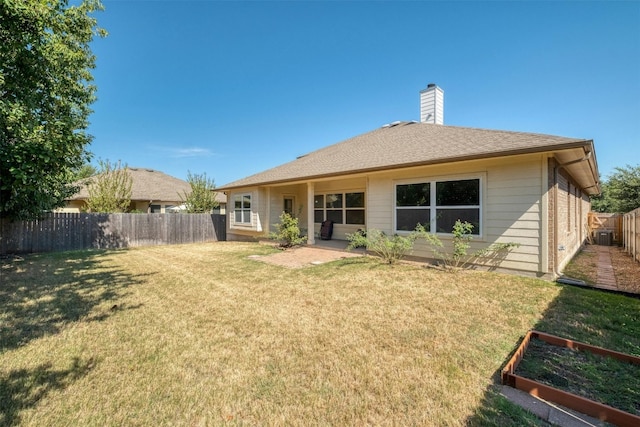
[{"x1": 420, "y1": 83, "x2": 444, "y2": 125}]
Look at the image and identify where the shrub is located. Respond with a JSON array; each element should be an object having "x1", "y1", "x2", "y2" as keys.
[
  {"x1": 269, "y1": 212, "x2": 307, "y2": 248},
  {"x1": 347, "y1": 227, "x2": 424, "y2": 264},
  {"x1": 422, "y1": 220, "x2": 520, "y2": 269},
  {"x1": 347, "y1": 221, "x2": 519, "y2": 269}
]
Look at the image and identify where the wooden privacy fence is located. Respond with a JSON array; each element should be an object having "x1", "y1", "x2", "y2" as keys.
[
  {"x1": 588, "y1": 212, "x2": 622, "y2": 245},
  {"x1": 623, "y1": 207, "x2": 640, "y2": 264},
  {"x1": 0, "y1": 212, "x2": 226, "y2": 255}
]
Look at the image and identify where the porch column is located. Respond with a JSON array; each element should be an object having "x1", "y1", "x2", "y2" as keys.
[
  {"x1": 265, "y1": 186, "x2": 271, "y2": 235},
  {"x1": 307, "y1": 182, "x2": 315, "y2": 245}
]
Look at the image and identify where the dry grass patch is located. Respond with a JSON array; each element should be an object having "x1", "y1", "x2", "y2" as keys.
[
  {"x1": 1, "y1": 243, "x2": 573, "y2": 426},
  {"x1": 562, "y1": 246, "x2": 598, "y2": 285}
]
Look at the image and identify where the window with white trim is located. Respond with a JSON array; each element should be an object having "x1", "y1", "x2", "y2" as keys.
[
  {"x1": 395, "y1": 178, "x2": 480, "y2": 235},
  {"x1": 314, "y1": 192, "x2": 365, "y2": 225},
  {"x1": 233, "y1": 193, "x2": 251, "y2": 224}
]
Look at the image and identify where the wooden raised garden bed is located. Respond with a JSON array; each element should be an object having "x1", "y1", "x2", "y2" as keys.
[{"x1": 501, "y1": 330, "x2": 640, "y2": 427}]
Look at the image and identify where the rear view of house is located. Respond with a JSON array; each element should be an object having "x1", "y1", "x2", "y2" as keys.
[{"x1": 217, "y1": 84, "x2": 600, "y2": 277}]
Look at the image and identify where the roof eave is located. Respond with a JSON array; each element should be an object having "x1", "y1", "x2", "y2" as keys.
[
  {"x1": 554, "y1": 140, "x2": 601, "y2": 196},
  {"x1": 217, "y1": 139, "x2": 596, "y2": 192}
]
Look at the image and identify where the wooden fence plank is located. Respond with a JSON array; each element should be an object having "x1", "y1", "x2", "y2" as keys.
[
  {"x1": 622, "y1": 207, "x2": 640, "y2": 263},
  {"x1": 0, "y1": 213, "x2": 225, "y2": 254}
]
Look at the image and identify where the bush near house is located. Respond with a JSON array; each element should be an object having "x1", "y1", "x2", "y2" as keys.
[
  {"x1": 347, "y1": 221, "x2": 519, "y2": 268},
  {"x1": 347, "y1": 227, "x2": 421, "y2": 264},
  {"x1": 269, "y1": 212, "x2": 306, "y2": 248}
]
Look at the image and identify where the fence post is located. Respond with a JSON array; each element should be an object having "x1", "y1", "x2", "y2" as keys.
[{"x1": 621, "y1": 207, "x2": 640, "y2": 264}]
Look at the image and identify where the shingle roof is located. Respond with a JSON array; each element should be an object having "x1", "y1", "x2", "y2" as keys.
[
  {"x1": 70, "y1": 168, "x2": 226, "y2": 203},
  {"x1": 220, "y1": 122, "x2": 591, "y2": 189}
]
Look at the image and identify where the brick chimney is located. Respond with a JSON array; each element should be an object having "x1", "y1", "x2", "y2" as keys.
[{"x1": 420, "y1": 83, "x2": 444, "y2": 125}]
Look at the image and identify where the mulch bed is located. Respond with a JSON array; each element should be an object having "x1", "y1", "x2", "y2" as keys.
[{"x1": 609, "y1": 246, "x2": 640, "y2": 294}]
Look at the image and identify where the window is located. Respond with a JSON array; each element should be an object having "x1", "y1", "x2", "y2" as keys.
[
  {"x1": 150, "y1": 204, "x2": 162, "y2": 213},
  {"x1": 314, "y1": 192, "x2": 365, "y2": 225},
  {"x1": 395, "y1": 178, "x2": 480, "y2": 235},
  {"x1": 314, "y1": 195, "x2": 324, "y2": 223},
  {"x1": 234, "y1": 193, "x2": 251, "y2": 224},
  {"x1": 326, "y1": 193, "x2": 343, "y2": 224},
  {"x1": 345, "y1": 192, "x2": 365, "y2": 225},
  {"x1": 396, "y1": 183, "x2": 430, "y2": 231},
  {"x1": 435, "y1": 179, "x2": 480, "y2": 233},
  {"x1": 283, "y1": 197, "x2": 294, "y2": 216}
]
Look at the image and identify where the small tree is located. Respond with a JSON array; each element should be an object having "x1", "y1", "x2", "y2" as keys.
[
  {"x1": 85, "y1": 160, "x2": 132, "y2": 213},
  {"x1": 270, "y1": 212, "x2": 306, "y2": 248},
  {"x1": 180, "y1": 171, "x2": 219, "y2": 213}
]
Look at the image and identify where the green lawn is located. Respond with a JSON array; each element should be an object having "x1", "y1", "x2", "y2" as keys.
[{"x1": 1, "y1": 242, "x2": 638, "y2": 426}]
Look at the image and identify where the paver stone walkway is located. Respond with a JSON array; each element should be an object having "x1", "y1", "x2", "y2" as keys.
[{"x1": 595, "y1": 246, "x2": 617, "y2": 290}]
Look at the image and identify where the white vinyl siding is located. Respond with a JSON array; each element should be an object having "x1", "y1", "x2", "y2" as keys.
[
  {"x1": 483, "y1": 157, "x2": 543, "y2": 272},
  {"x1": 366, "y1": 177, "x2": 394, "y2": 232}
]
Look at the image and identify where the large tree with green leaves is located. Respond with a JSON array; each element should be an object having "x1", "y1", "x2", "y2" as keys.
[
  {"x1": 0, "y1": 0, "x2": 105, "y2": 220},
  {"x1": 181, "y1": 171, "x2": 219, "y2": 213},
  {"x1": 591, "y1": 164, "x2": 640, "y2": 213}
]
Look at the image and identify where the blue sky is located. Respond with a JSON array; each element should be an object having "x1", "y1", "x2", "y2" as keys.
[{"x1": 87, "y1": 0, "x2": 640, "y2": 187}]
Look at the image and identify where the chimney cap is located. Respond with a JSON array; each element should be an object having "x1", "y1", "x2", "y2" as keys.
[{"x1": 427, "y1": 83, "x2": 436, "y2": 88}]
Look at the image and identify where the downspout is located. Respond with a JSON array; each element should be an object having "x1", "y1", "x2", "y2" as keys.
[
  {"x1": 553, "y1": 162, "x2": 561, "y2": 277},
  {"x1": 552, "y1": 150, "x2": 593, "y2": 277},
  {"x1": 541, "y1": 157, "x2": 549, "y2": 276}
]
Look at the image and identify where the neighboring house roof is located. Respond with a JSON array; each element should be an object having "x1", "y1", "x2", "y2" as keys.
[
  {"x1": 219, "y1": 121, "x2": 599, "y2": 194},
  {"x1": 69, "y1": 168, "x2": 227, "y2": 203}
]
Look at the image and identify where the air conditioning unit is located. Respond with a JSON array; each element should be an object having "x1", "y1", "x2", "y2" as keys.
[{"x1": 597, "y1": 230, "x2": 613, "y2": 246}]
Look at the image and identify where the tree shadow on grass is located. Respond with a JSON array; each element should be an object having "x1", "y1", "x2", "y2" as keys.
[
  {"x1": 465, "y1": 284, "x2": 640, "y2": 425},
  {"x1": 0, "y1": 356, "x2": 96, "y2": 426},
  {"x1": 0, "y1": 249, "x2": 151, "y2": 352},
  {"x1": 0, "y1": 249, "x2": 151, "y2": 425}
]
